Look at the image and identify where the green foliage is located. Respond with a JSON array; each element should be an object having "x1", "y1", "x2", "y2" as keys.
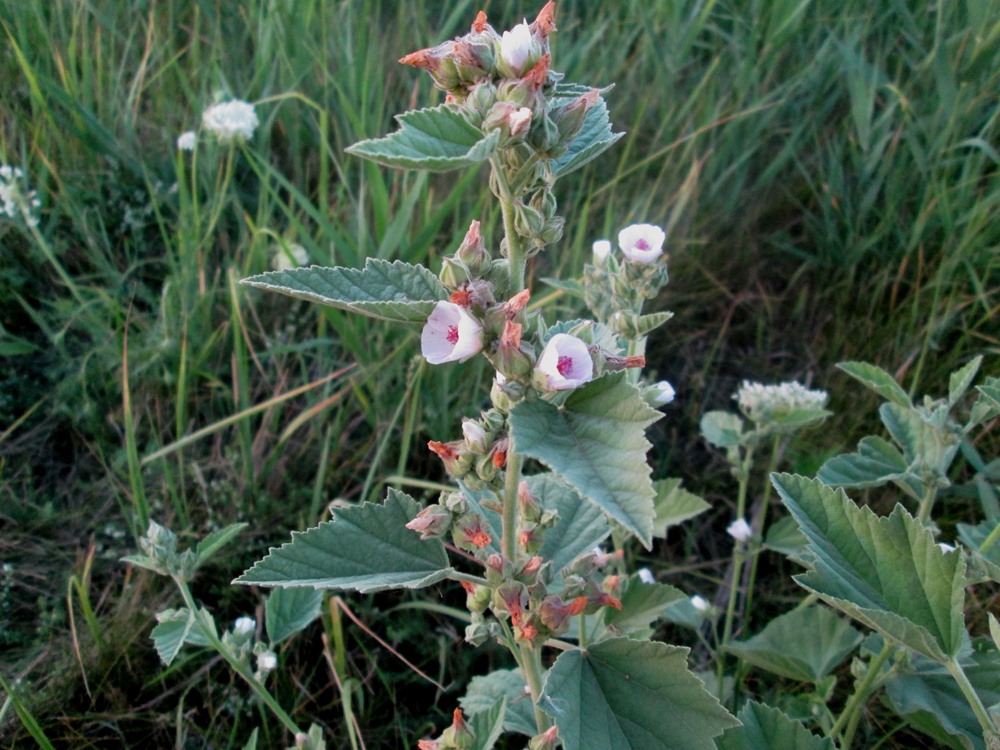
[
  {"x1": 150, "y1": 607, "x2": 214, "y2": 666},
  {"x1": 714, "y1": 701, "x2": 835, "y2": 750},
  {"x1": 773, "y1": 473, "x2": 966, "y2": 662},
  {"x1": 602, "y1": 575, "x2": 687, "y2": 638},
  {"x1": 540, "y1": 638, "x2": 739, "y2": 750},
  {"x1": 265, "y1": 588, "x2": 324, "y2": 645},
  {"x1": 836, "y1": 362, "x2": 912, "y2": 407},
  {"x1": 346, "y1": 104, "x2": 501, "y2": 171},
  {"x1": 235, "y1": 490, "x2": 453, "y2": 592},
  {"x1": 460, "y1": 669, "x2": 537, "y2": 737},
  {"x1": 528, "y1": 474, "x2": 612, "y2": 574},
  {"x1": 700, "y1": 411, "x2": 745, "y2": 449},
  {"x1": 242, "y1": 259, "x2": 447, "y2": 322},
  {"x1": 550, "y1": 87, "x2": 625, "y2": 176},
  {"x1": 509, "y1": 374, "x2": 661, "y2": 546},
  {"x1": 652, "y1": 478, "x2": 711, "y2": 538},
  {"x1": 725, "y1": 606, "x2": 862, "y2": 683}
]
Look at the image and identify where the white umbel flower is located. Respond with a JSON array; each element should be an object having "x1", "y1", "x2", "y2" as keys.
[
  {"x1": 535, "y1": 333, "x2": 593, "y2": 391},
  {"x1": 500, "y1": 21, "x2": 536, "y2": 75},
  {"x1": 735, "y1": 380, "x2": 828, "y2": 423},
  {"x1": 176, "y1": 131, "x2": 197, "y2": 151},
  {"x1": 592, "y1": 239, "x2": 612, "y2": 263},
  {"x1": 618, "y1": 223, "x2": 666, "y2": 264},
  {"x1": 648, "y1": 380, "x2": 676, "y2": 407},
  {"x1": 202, "y1": 99, "x2": 259, "y2": 144},
  {"x1": 727, "y1": 518, "x2": 752, "y2": 543},
  {"x1": 0, "y1": 165, "x2": 41, "y2": 227},
  {"x1": 421, "y1": 301, "x2": 484, "y2": 364}
]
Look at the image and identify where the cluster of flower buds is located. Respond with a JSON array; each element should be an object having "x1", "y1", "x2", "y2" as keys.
[
  {"x1": 584, "y1": 223, "x2": 671, "y2": 338},
  {"x1": 734, "y1": 380, "x2": 829, "y2": 426},
  {"x1": 135, "y1": 521, "x2": 198, "y2": 579}
]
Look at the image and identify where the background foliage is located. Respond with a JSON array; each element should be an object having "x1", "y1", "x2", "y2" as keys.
[{"x1": 1, "y1": 0, "x2": 997, "y2": 746}]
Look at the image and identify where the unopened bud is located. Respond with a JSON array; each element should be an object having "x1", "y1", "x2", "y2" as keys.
[
  {"x1": 500, "y1": 288, "x2": 531, "y2": 318},
  {"x1": 528, "y1": 725, "x2": 560, "y2": 750},
  {"x1": 440, "y1": 708, "x2": 475, "y2": 750},
  {"x1": 453, "y1": 514, "x2": 493, "y2": 552},
  {"x1": 462, "y1": 418, "x2": 489, "y2": 453},
  {"x1": 531, "y1": 1, "x2": 557, "y2": 40},
  {"x1": 508, "y1": 106, "x2": 533, "y2": 137},
  {"x1": 405, "y1": 504, "x2": 454, "y2": 540},
  {"x1": 455, "y1": 219, "x2": 489, "y2": 275},
  {"x1": 518, "y1": 481, "x2": 541, "y2": 522},
  {"x1": 551, "y1": 89, "x2": 601, "y2": 145},
  {"x1": 428, "y1": 440, "x2": 472, "y2": 478}
]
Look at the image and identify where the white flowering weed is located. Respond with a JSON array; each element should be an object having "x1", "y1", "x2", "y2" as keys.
[
  {"x1": 0, "y1": 165, "x2": 41, "y2": 227},
  {"x1": 734, "y1": 380, "x2": 828, "y2": 423},
  {"x1": 202, "y1": 99, "x2": 259, "y2": 145}
]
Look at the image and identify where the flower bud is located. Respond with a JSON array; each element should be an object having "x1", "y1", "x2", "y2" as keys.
[
  {"x1": 455, "y1": 219, "x2": 490, "y2": 275},
  {"x1": 690, "y1": 595, "x2": 712, "y2": 616},
  {"x1": 464, "y1": 614, "x2": 492, "y2": 647},
  {"x1": 551, "y1": 89, "x2": 601, "y2": 145},
  {"x1": 518, "y1": 480, "x2": 541, "y2": 522},
  {"x1": 513, "y1": 612, "x2": 543, "y2": 645},
  {"x1": 637, "y1": 568, "x2": 656, "y2": 584},
  {"x1": 508, "y1": 106, "x2": 533, "y2": 137},
  {"x1": 492, "y1": 581, "x2": 528, "y2": 625},
  {"x1": 406, "y1": 504, "x2": 454, "y2": 540},
  {"x1": 539, "y1": 594, "x2": 588, "y2": 633},
  {"x1": 474, "y1": 454, "x2": 498, "y2": 483},
  {"x1": 233, "y1": 616, "x2": 256, "y2": 638},
  {"x1": 459, "y1": 580, "x2": 492, "y2": 614},
  {"x1": 645, "y1": 380, "x2": 676, "y2": 407},
  {"x1": 533, "y1": 334, "x2": 594, "y2": 391},
  {"x1": 592, "y1": 239, "x2": 612, "y2": 264},
  {"x1": 485, "y1": 553, "x2": 513, "y2": 584},
  {"x1": 726, "y1": 518, "x2": 753, "y2": 543},
  {"x1": 440, "y1": 708, "x2": 475, "y2": 750},
  {"x1": 399, "y1": 43, "x2": 463, "y2": 92},
  {"x1": 499, "y1": 20, "x2": 542, "y2": 77},
  {"x1": 453, "y1": 514, "x2": 493, "y2": 552},
  {"x1": 528, "y1": 726, "x2": 560, "y2": 750},
  {"x1": 618, "y1": 223, "x2": 666, "y2": 264},
  {"x1": 461, "y1": 418, "x2": 489, "y2": 453},
  {"x1": 422, "y1": 301, "x2": 484, "y2": 364}
]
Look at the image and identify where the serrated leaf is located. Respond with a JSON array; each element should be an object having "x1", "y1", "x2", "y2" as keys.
[
  {"x1": 653, "y1": 478, "x2": 710, "y2": 538},
  {"x1": 460, "y1": 668, "x2": 536, "y2": 737},
  {"x1": 956, "y1": 521, "x2": 1000, "y2": 584},
  {"x1": 543, "y1": 318, "x2": 622, "y2": 353},
  {"x1": 241, "y1": 259, "x2": 447, "y2": 323},
  {"x1": 509, "y1": 374, "x2": 661, "y2": 547},
  {"x1": 265, "y1": 587, "x2": 324, "y2": 645},
  {"x1": 837, "y1": 361, "x2": 912, "y2": 407},
  {"x1": 345, "y1": 104, "x2": 500, "y2": 171},
  {"x1": 151, "y1": 607, "x2": 213, "y2": 666},
  {"x1": 603, "y1": 576, "x2": 687, "y2": 637},
  {"x1": 469, "y1": 696, "x2": 507, "y2": 750},
  {"x1": 773, "y1": 473, "x2": 966, "y2": 661},
  {"x1": 883, "y1": 648, "x2": 1000, "y2": 750},
  {"x1": 763, "y1": 516, "x2": 809, "y2": 560},
  {"x1": 700, "y1": 411, "x2": 744, "y2": 449},
  {"x1": 540, "y1": 638, "x2": 739, "y2": 750},
  {"x1": 949, "y1": 356, "x2": 983, "y2": 406},
  {"x1": 550, "y1": 93, "x2": 624, "y2": 177},
  {"x1": 879, "y1": 402, "x2": 945, "y2": 468},
  {"x1": 714, "y1": 701, "x2": 835, "y2": 750},
  {"x1": 529, "y1": 474, "x2": 611, "y2": 574},
  {"x1": 234, "y1": 489, "x2": 453, "y2": 592},
  {"x1": 817, "y1": 436, "x2": 911, "y2": 489},
  {"x1": 769, "y1": 408, "x2": 831, "y2": 432},
  {"x1": 196, "y1": 522, "x2": 248, "y2": 566},
  {"x1": 971, "y1": 381, "x2": 1000, "y2": 426},
  {"x1": 725, "y1": 606, "x2": 862, "y2": 683}
]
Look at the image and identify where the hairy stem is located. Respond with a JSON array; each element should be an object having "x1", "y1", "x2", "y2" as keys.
[
  {"x1": 502, "y1": 451, "x2": 524, "y2": 562},
  {"x1": 945, "y1": 658, "x2": 1000, "y2": 747},
  {"x1": 742, "y1": 436, "x2": 783, "y2": 628},
  {"x1": 520, "y1": 643, "x2": 551, "y2": 733},
  {"x1": 830, "y1": 639, "x2": 893, "y2": 749}
]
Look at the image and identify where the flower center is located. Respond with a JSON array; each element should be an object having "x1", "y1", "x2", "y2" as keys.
[
  {"x1": 556, "y1": 355, "x2": 574, "y2": 377},
  {"x1": 635, "y1": 238, "x2": 650, "y2": 250},
  {"x1": 446, "y1": 325, "x2": 459, "y2": 344}
]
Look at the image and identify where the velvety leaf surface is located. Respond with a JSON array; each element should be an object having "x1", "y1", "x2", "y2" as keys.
[
  {"x1": 529, "y1": 473, "x2": 611, "y2": 574},
  {"x1": 241, "y1": 258, "x2": 447, "y2": 322},
  {"x1": 235, "y1": 490, "x2": 452, "y2": 592},
  {"x1": 509, "y1": 374, "x2": 661, "y2": 546},
  {"x1": 345, "y1": 104, "x2": 500, "y2": 171},
  {"x1": 817, "y1": 436, "x2": 911, "y2": 490},
  {"x1": 726, "y1": 606, "x2": 862, "y2": 682},
  {"x1": 469, "y1": 697, "x2": 507, "y2": 750},
  {"x1": 700, "y1": 411, "x2": 744, "y2": 448},
  {"x1": 265, "y1": 588, "x2": 324, "y2": 645},
  {"x1": 837, "y1": 361, "x2": 912, "y2": 407},
  {"x1": 714, "y1": 701, "x2": 835, "y2": 750},
  {"x1": 540, "y1": 638, "x2": 738, "y2": 750},
  {"x1": 550, "y1": 92, "x2": 624, "y2": 176},
  {"x1": 460, "y1": 668, "x2": 536, "y2": 737},
  {"x1": 652, "y1": 478, "x2": 710, "y2": 538},
  {"x1": 773, "y1": 473, "x2": 966, "y2": 661},
  {"x1": 602, "y1": 577, "x2": 687, "y2": 637}
]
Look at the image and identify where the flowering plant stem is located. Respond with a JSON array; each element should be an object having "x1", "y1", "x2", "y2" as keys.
[
  {"x1": 742, "y1": 435, "x2": 783, "y2": 628},
  {"x1": 829, "y1": 639, "x2": 893, "y2": 749},
  {"x1": 173, "y1": 576, "x2": 301, "y2": 737}
]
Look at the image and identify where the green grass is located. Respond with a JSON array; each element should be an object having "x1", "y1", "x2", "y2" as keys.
[{"x1": 1, "y1": 0, "x2": 997, "y2": 747}]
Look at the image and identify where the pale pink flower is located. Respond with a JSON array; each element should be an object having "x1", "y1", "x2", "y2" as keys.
[
  {"x1": 618, "y1": 223, "x2": 666, "y2": 264},
  {"x1": 592, "y1": 239, "x2": 612, "y2": 263},
  {"x1": 726, "y1": 518, "x2": 752, "y2": 543},
  {"x1": 421, "y1": 301, "x2": 483, "y2": 364},
  {"x1": 535, "y1": 333, "x2": 593, "y2": 391}
]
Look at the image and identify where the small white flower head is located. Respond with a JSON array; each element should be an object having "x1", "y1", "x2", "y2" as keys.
[
  {"x1": 734, "y1": 380, "x2": 829, "y2": 424},
  {"x1": 618, "y1": 223, "x2": 666, "y2": 264},
  {"x1": 176, "y1": 131, "x2": 197, "y2": 151},
  {"x1": 421, "y1": 301, "x2": 484, "y2": 365},
  {"x1": 592, "y1": 239, "x2": 612, "y2": 264},
  {"x1": 535, "y1": 333, "x2": 594, "y2": 391},
  {"x1": 507, "y1": 106, "x2": 533, "y2": 137},
  {"x1": 500, "y1": 20, "x2": 538, "y2": 75},
  {"x1": 462, "y1": 419, "x2": 488, "y2": 453},
  {"x1": 648, "y1": 380, "x2": 676, "y2": 407},
  {"x1": 271, "y1": 243, "x2": 310, "y2": 271},
  {"x1": 727, "y1": 518, "x2": 753, "y2": 543},
  {"x1": 690, "y1": 595, "x2": 711, "y2": 614},
  {"x1": 257, "y1": 651, "x2": 278, "y2": 672},
  {"x1": 637, "y1": 568, "x2": 655, "y2": 584},
  {"x1": 202, "y1": 99, "x2": 259, "y2": 145},
  {"x1": 233, "y1": 616, "x2": 256, "y2": 637},
  {"x1": 0, "y1": 165, "x2": 40, "y2": 227}
]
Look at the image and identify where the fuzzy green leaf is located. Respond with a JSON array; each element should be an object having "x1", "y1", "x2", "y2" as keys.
[
  {"x1": 234, "y1": 490, "x2": 453, "y2": 592},
  {"x1": 540, "y1": 638, "x2": 739, "y2": 750},
  {"x1": 195, "y1": 522, "x2": 248, "y2": 567},
  {"x1": 469, "y1": 696, "x2": 507, "y2": 750},
  {"x1": 634, "y1": 311, "x2": 674, "y2": 336},
  {"x1": 817, "y1": 436, "x2": 912, "y2": 489},
  {"x1": 509, "y1": 374, "x2": 661, "y2": 547},
  {"x1": 241, "y1": 259, "x2": 447, "y2": 322},
  {"x1": 150, "y1": 607, "x2": 213, "y2": 666},
  {"x1": 529, "y1": 474, "x2": 611, "y2": 575},
  {"x1": 550, "y1": 93, "x2": 624, "y2": 177},
  {"x1": 949, "y1": 356, "x2": 983, "y2": 406},
  {"x1": 345, "y1": 104, "x2": 500, "y2": 171},
  {"x1": 714, "y1": 701, "x2": 835, "y2": 750},
  {"x1": 884, "y1": 648, "x2": 1000, "y2": 750},
  {"x1": 265, "y1": 588, "x2": 324, "y2": 645},
  {"x1": 725, "y1": 606, "x2": 862, "y2": 683},
  {"x1": 879, "y1": 402, "x2": 942, "y2": 465},
  {"x1": 653, "y1": 478, "x2": 710, "y2": 538},
  {"x1": 773, "y1": 473, "x2": 966, "y2": 661},
  {"x1": 603, "y1": 576, "x2": 687, "y2": 638},
  {"x1": 460, "y1": 669, "x2": 536, "y2": 737},
  {"x1": 837, "y1": 361, "x2": 912, "y2": 407},
  {"x1": 700, "y1": 411, "x2": 744, "y2": 449}
]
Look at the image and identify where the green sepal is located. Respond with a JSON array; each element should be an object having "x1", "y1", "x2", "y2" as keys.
[{"x1": 346, "y1": 104, "x2": 501, "y2": 171}]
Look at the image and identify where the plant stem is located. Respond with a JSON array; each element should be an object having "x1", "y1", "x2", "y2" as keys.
[
  {"x1": 174, "y1": 578, "x2": 300, "y2": 737},
  {"x1": 945, "y1": 658, "x2": 1000, "y2": 747},
  {"x1": 978, "y1": 518, "x2": 1000, "y2": 556},
  {"x1": 519, "y1": 643, "x2": 551, "y2": 734},
  {"x1": 830, "y1": 639, "x2": 893, "y2": 749},
  {"x1": 742, "y1": 436, "x2": 783, "y2": 628},
  {"x1": 500, "y1": 196, "x2": 527, "y2": 293},
  {"x1": 502, "y1": 451, "x2": 524, "y2": 562},
  {"x1": 917, "y1": 481, "x2": 937, "y2": 524}
]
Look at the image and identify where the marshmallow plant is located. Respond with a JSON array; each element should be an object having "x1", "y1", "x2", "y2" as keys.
[{"x1": 234, "y1": 4, "x2": 741, "y2": 748}]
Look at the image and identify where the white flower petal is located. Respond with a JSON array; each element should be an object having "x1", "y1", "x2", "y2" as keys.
[
  {"x1": 726, "y1": 518, "x2": 752, "y2": 543},
  {"x1": 592, "y1": 239, "x2": 612, "y2": 263},
  {"x1": 500, "y1": 21, "x2": 535, "y2": 73},
  {"x1": 421, "y1": 301, "x2": 483, "y2": 365},
  {"x1": 618, "y1": 223, "x2": 666, "y2": 264},
  {"x1": 535, "y1": 333, "x2": 593, "y2": 391}
]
